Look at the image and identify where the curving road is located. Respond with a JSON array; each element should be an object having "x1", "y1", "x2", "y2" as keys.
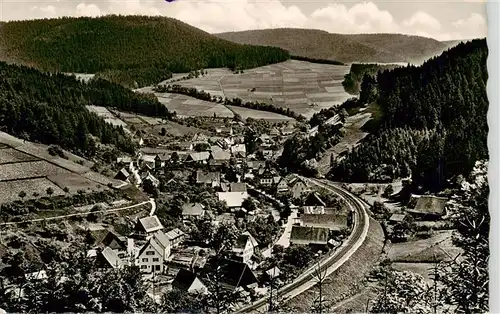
[{"x1": 236, "y1": 178, "x2": 369, "y2": 313}]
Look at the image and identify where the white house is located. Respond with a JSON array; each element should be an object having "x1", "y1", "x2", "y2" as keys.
[
  {"x1": 232, "y1": 232, "x2": 258, "y2": 264},
  {"x1": 217, "y1": 192, "x2": 249, "y2": 209},
  {"x1": 136, "y1": 230, "x2": 170, "y2": 273}
]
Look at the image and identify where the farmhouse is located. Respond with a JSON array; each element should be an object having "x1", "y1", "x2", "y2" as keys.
[
  {"x1": 276, "y1": 177, "x2": 289, "y2": 194},
  {"x1": 134, "y1": 215, "x2": 164, "y2": 238},
  {"x1": 232, "y1": 232, "x2": 259, "y2": 263},
  {"x1": 172, "y1": 269, "x2": 208, "y2": 294},
  {"x1": 182, "y1": 203, "x2": 206, "y2": 220},
  {"x1": 218, "y1": 191, "x2": 249, "y2": 209},
  {"x1": 300, "y1": 213, "x2": 352, "y2": 232},
  {"x1": 136, "y1": 230, "x2": 170, "y2": 273},
  {"x1": 290, "y1": 226, "x2": 329, "y2": 246},
  {"x1": 407, "y1": 195, "x2": 448, "y2": 220}
]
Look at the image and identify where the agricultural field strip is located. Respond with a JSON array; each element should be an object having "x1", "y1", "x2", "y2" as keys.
[
  {"x1": 0, "y1": 132, "x2": 125, "y2": 190},
  {"x1": 0, "y1": 199, "x2": 154, "y2": 226},
  {"x1": 0, "y1": 178, "x2": 66, "y2": 203},
  {"x1": 161, "y1": 60, "x2": 350, "y2": 118}
]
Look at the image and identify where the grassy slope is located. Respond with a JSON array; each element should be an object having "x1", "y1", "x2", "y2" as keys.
[
  {"x1": 216, "y1": 29, "x2": 450, "y2": 64},
  {"x1": 288, "y1": 217, "x2": 385, "y2": 311},
  {"x1": 0, "y1": 16, "x2": 289, "y2": 86}
]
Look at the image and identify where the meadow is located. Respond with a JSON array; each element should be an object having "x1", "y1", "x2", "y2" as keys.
[{"x1": 160, "y1": 60, "x2": 351, "y2": 119}]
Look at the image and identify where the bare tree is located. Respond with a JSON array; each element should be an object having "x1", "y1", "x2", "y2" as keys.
[{"x1": 310, "y1": 258, "x2": 332, "y2": 313}]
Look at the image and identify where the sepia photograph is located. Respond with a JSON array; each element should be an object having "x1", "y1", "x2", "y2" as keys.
[{"x1": 0, "y1": 0, "x2": 492, "y2": 313}]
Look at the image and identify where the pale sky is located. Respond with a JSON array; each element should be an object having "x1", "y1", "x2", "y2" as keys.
[{"x1": 0, "y1": 0, "x2": 488, "y2": 41}]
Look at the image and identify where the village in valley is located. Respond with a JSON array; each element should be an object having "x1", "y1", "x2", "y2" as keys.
[{"x1": 0, "y1": 93, "x2": 460, "y2": 311}]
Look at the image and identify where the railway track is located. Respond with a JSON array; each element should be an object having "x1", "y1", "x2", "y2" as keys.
[{"x1": 235, "y1": 178, "x2": 369, "y2": 313}]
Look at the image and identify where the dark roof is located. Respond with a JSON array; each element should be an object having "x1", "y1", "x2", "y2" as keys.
[
  {"x1": 304, "y1": 192, "x2": 326, "y2": 207},
  {"x1": 172, "y1": 268, "x2": 199, "y2": 291},
  {"x1": 409, "y1": 196, "x2": 447, "y2": 216},
  {"x1": 115, "y1": 168, "x2": 130, "y2": 179},
  {"x1": 100, "y1": 231, "x2": 127, "y2": 250},
  {"x1": 290, "y1": 226, "x2": 329, "y2": 245},
  {"x1": 230, "y1": 182, "x2": 247, "y2": 192},
  {"x1": 219, "y1": 259, "x2": 258, "y2": 288},
  {"x1": 234, "y1": 232, "x2": 258, "y2": 250},
  {"x1": 301, "y1": 214, "x2": 349, "y2": 231}
]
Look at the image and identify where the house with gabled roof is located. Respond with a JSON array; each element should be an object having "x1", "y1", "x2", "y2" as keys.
[
  {"x1": 210, "y1": 151, "x2": 231, "y2": 162},
  {"x1": 289, "y1": 177, "x2": 310, "y2": 199},
  {"x1": 97, "y1": 231, "x2": 128, "y2": 259},
  {"x1": 142, "y1": 172, "x2": 160, "y2": 188},
  {"x1": 95, "y1": 247, "x2": 123, "y2": 269},
  {"x1": 136, "y1": 230, "x2": 170, "y2": 273},
  {"x1": 182, "y1": 203, "x2": 206, "y2": 221},
  {"x1": 232, "y1": 232, "x2": 259, "y2": 263},
  {"x1": 302, "y1": 192, "x2": 326, "y2": 214},
  {"x1": 217, "y1": 259, "x2": 258, "y2": 290},
  {"x1": 290, "y1": 226, "x2": 329, "y2": 246},
  {"x1": 114, "y1": 168, "x2": 130, "y2": 182},
  {"x1": 186, "y1": 152, "x2": 210, "y2": 163},
  {"x1": 165, "y1": 228, "x2": 186, "y2": 247},
  {"x1": 172, "y1": 269, "x2": 208, "y2": 294},
  {"x1": 407, "y1": 195, "x2": 448, "y2": 220},
  {"x1": 134, "y1": 215, "x2": 164, "y2": 238},
  {"x1": 389, "y1": 213, "x2": 408, "y2": 224}
]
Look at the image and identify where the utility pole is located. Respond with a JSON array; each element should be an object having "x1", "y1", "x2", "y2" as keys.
[{"x1": 311, "y1": 258, "x2": 329, "y2": 314}]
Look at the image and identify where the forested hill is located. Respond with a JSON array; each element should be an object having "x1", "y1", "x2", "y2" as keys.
[
  {"x1": 216, "y1": 29, "x2": 449, "y2": 64},
  {"x1": 0, "y1": 15, "x2": 290, "y2": 87},
  {"x1": 0, "y1": 61, "x2": 169, "y2": 156},
  {"x1": 329, "y1": 39, "x2": 488, "y2": 192}
]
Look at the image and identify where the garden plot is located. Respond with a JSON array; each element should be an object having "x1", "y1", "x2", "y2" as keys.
[
  {"x1": 0, "y1": 160, "x2": 72, "y2": 181},
  {"x1": 0, "y1": 148, "x2": 39, "y2": 164},
  {"x1": 0, "y1": 178, "x2": 65, "y2": 203},
  {"x1": 48, "y1": 173, "x2": 107, "y2": 193},
  {"x1": 386, "y1": 230, "x2": 462, "y2": 263}
]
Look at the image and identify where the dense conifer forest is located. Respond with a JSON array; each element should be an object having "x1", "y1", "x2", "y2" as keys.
[
  {"x1": 0, "y1": 62, "x2": 169, "y2": 156},
  {"x1": 342, "y1": 63, "x2": 400, "y2": 95},
  {"x1": 0, "y1": 15, "x2": 290, "y2": 87},
  {"x1": 329, "y1": 39, "x2": 488, "y2": 191}
]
